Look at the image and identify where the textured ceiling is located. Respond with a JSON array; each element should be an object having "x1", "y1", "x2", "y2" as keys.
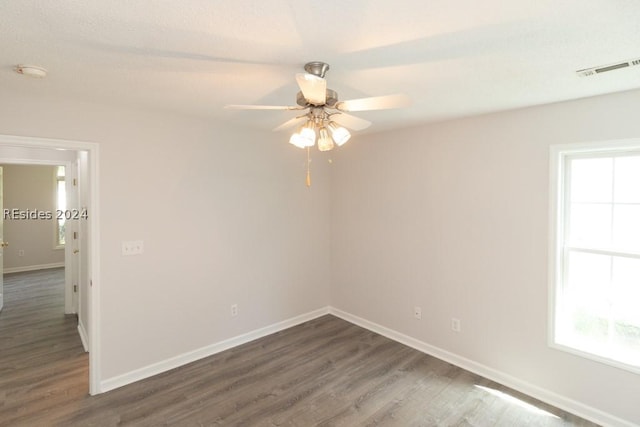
[{"x1": 2, "y1": 0, "x2": 640, "y2": 134}]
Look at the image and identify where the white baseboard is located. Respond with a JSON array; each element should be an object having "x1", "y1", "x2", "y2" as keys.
[
  {"x1": 77, "y1": 321, "x2": 89, "y2": 353},
  {"x1": 100, "y1": 307, "x2": 330, "y2": 393},
  {"x1": 4, "y1": 262, "x2": 65, "y2": 274},
  {"x1": 329, "y1": 307, "x2": 636, "y2": 427},
  {"x1": 96, "y1": 305, "x2": 634, "y2": 426}
]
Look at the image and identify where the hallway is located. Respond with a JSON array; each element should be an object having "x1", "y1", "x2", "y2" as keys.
[{"x1": 0, "y1": 268, "x2": 88, "y2": 426}]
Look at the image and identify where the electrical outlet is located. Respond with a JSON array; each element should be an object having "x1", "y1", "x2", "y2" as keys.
[
  {"x1": 414, "y1": 306, "x2": 422, "y2": 320},
  {"x1": 231, "y1": 304, "x2": 238, "y2": 317},
  {"x1": 451, "y1": 318, "x2": 461, "y2": 332},
  {"x1": 122, "y1": 240, "x2": 144, "y2": 256},
  {"x1": 18, "y1": 249, "x2": 25, "y2": 257}
]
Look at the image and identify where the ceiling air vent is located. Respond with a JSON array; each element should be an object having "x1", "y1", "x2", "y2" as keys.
[{"x1": 577, "y1": 58, "x2": 640, "y2": 77}]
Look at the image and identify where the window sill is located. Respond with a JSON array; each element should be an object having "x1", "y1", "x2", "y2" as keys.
[{"x1": 550, "y1": 339, "x2": 640, "y2": 375}]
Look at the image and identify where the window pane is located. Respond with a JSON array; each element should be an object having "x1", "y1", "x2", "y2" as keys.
[
  {"x1": 612, "y1": 257, "x2": 640, "y2": 359},
  {"x1": 612, "y1": 257, "x2": 640, "y2": 326},
  {"x1": 58, "y1": 221, "x2": 66, "y2": 245},
  {"x1": 566, "y1": 251, "x2": 611, "y2": 316},
  {"x1": 569, "y1": 203, "x2": 611, "y2": 248},
  {"x1": 56, "y1": 167, "x2": 66, "y2": 247},
  {"x1": 58, "y1": 180, "x2": 66, "y2": 211},
  {"x1": 570, "y1": 157, "x2": 612, "y2": 203},
  {"x1": 613, "y1": 205, "x2": 640, "y2": 253},
  {"x1": 614, "y1": 156, "x2": 640, "y2": 203},
  {"x1": 563, "y1": 251, "x2": 611, "y2": 351}
]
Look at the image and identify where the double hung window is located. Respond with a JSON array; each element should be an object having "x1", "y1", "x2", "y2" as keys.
[{"x1": 550, "y1": 142, "x2": 640, "y2": 372}]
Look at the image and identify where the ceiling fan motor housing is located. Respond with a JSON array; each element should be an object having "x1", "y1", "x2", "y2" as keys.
[{"x1": 296, "y1": 89, "x2": 338, "y2": 107}]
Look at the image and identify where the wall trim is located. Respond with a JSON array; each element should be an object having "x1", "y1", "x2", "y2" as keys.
[
  {"x1": 4, "y1": 262, "x2": 65, "y2": 274},
  {"x1": 77, "y1": 321, "x2": 89, "y2": 353},
  {"x1": 100, "y1": 307, "x2": 330, "y2": 393},
  {"x1": 329, "y1": 307, "x2": 636, "y2": 427}
]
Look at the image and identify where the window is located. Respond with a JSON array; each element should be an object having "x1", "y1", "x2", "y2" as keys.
[
  {"x1": 550, "y1": 141, "x2": 640, "y2": 373},
  {"x1": 56, "y1": 165, "x2": 66, "y2": 247}
]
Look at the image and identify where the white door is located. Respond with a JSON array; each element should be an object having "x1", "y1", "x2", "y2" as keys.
[{"x1": 0, "y1": 166, "x2": 4, "y2": 312}]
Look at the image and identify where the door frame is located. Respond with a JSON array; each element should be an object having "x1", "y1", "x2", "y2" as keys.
[{"x1": 0, "y1": 134, "x2": 101, "y2": 395}]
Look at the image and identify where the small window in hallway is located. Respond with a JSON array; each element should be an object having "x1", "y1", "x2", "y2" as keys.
[{"x1": 55, "y1": 165, "x2": 65, "y2": 247}]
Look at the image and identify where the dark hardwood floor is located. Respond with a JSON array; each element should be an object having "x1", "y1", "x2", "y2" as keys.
[
  {"x1": 0, "y1": 269, "x2": 599, "y2": 426},
  {"x1": 0, "y1": 268, "x2": 88, "y2": 426}
]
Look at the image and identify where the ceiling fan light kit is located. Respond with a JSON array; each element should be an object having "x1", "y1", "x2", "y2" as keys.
[
  {"x1": 288, "y1": 113, "x2": 351, "y2": 151},
  {"x1": 226, "y1": 61, "x2": 409, "y2": 185}
]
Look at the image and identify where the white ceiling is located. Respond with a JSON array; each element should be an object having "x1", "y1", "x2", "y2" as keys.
[{"x1": 2, "y1": 0, "x2": 640, "y2": 134}]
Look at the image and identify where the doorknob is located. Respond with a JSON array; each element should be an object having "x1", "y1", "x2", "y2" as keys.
[
  {"x1": 0, "y1": 242, "x2": 8, "y2": 248},
  {"x1": 73, "y1": 249, "x2": 80, "y2": 254}
]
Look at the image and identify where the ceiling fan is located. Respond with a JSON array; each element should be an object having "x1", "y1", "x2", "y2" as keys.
[{"x1": 225, "y1": 61, "x2": 411, "y2": 152}]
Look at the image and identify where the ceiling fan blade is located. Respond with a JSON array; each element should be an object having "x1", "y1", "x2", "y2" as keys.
[
  {"x1": 272, "y1": 116, "x2": 308, "y2": 132},
  {"x1": 336, "y1": 93, "x2": 411, "y2": 112},
  {"x1": 224, "y1": 104, "x2": 302, "y2": 110},
  {"x1": 332, "y1": 113, "x2": 372, "y2": 131},
  {"x1": 295, "y1": 73, "x2": 327, "y2": 105}
]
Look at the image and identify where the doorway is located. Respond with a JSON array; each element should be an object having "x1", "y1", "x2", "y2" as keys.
[{"x1": 0, "y1": 134, "x2": 100, "y2": 395}]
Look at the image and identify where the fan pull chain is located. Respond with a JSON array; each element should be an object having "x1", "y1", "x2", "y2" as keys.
[{"x1": 306, "y1": 147, "x2": 311, "y2": 187}]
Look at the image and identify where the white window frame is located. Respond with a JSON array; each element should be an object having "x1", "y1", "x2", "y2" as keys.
[
  {"x1": 54, "y1": 165, "x2": 66, "y2": 249},
  {"x1": 549, "y1": 138, "x2": 640, "y2": 374}
]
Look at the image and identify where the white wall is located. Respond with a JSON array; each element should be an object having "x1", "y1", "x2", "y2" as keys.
[
  {"x1": 2, "y1": 84, "x2": 639, "y2": 424},
  {"x1": 331, "y1": 89, "x2": 640, "y2": 426},
  {"x1": 0, "y1": 91, "x2": 332, "y2": 381},
  {"x1": 2, "y1": 164, "x2": 64, "y2": 271}
]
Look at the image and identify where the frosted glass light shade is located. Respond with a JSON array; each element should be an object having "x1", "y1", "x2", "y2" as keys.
[
  {"x1": 289, "y1": 132, "x2": 307, "y2": 148},
  {"x1": 300, "y1": 126, "x2": 316, "y2": 147},
  {"x1": 328, "y1": 122, "x2": 351, "y2": 146},
  {"x1": 290, "y1": 121, "x2": 316, "y2": 149}
]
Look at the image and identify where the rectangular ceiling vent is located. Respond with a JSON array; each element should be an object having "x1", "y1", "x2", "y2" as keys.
[{"x1": 577, "y1": 58, "x2": 640, "y2": 77}]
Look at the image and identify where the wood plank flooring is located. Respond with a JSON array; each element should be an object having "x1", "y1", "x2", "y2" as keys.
[{"x1": 0, "y1": 269, "x2": 600, "y2": 426}]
